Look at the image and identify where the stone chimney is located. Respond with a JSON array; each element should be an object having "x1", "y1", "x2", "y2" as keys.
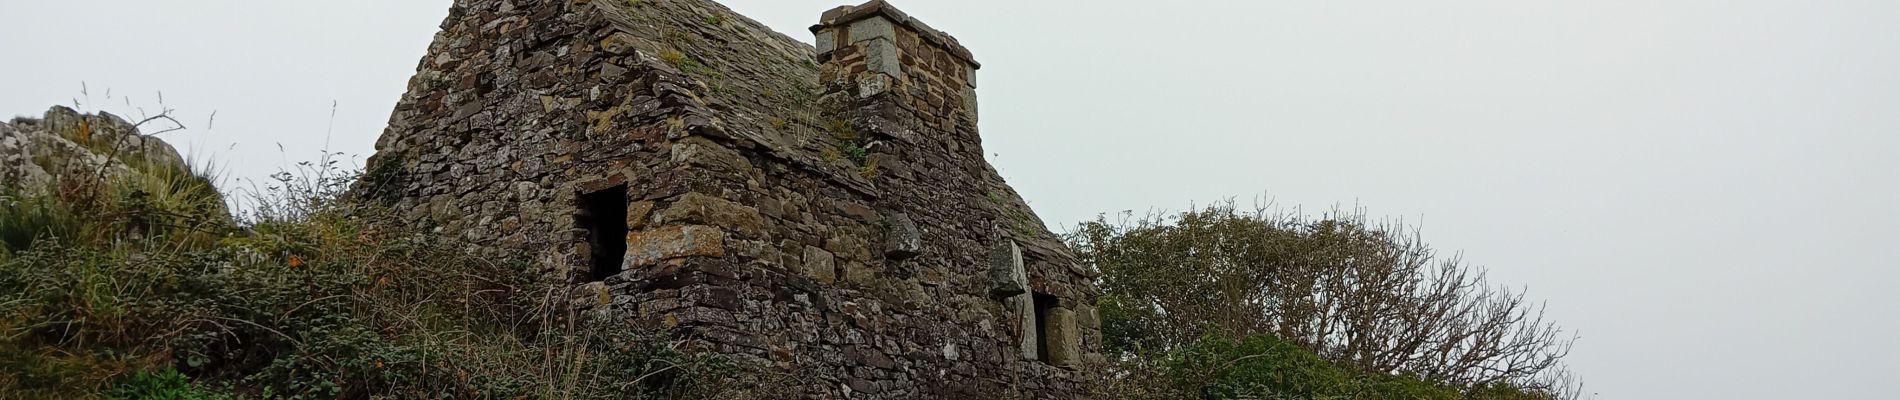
[{"x1": 812, "y1": 0, "x2": 980, "y2": 132}]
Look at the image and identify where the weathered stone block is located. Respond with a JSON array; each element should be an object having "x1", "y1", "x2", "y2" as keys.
[
  {"x1": 815, "y1": 28, "x2": 840, "y2": 55},
  {"x1": 826, "y1": 231, "x2": 873, "y2": 261},
  {"x1": 802, "y1": 245, "x2": 836, "y2": 284},
  {"x1": 1044, "y1": 307, "x2": 1081, "y2": 368},
  {"x1": 670, "y1": 136, "x2": 754, "y2": 174},
  {"x1": 883, "y1": 213, "x2": 922, "y2": 260},
  {"x1": 847, "y1": 15, "x2": 897, "y2": 43},
  {"x1": 1014, "y1": 294, "x2": 1037, "y2": 360},
  {"x1": 857, "y1": 72, "x2": 895, "y2": 98},
  {"x1": 988, "y1": 240, "x2": 1027, "y2": 298},
  {"x1": 626, "y1": 200, "x2": 655, "y2": 229},
  {"x1": 658, "y1": 192, "x2": 763, "y2": 237},
  {"x1": 843, "y1": 261, "x2": 877, "y2": 287},
  {"x1": 625, "y1": 225, "x2": 726, "y2": 267},
  {"x1": 848, "y1": 377, "x2": 881, "y2": 394},
  {"x1": 859, "y1": 38, "x2": 903, "y2": 79}
]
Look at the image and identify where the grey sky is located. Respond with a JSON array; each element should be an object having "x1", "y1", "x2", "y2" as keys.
[{"x1": 4, "y1": 0, "x2": 1897, "y2": 398}]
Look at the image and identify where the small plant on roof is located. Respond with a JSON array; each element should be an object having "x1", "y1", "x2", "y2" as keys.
[
  {"x1": 825, "y1": 119, "x2": 858, "y2": 141},
  {"x1": 659, "y1": 48, "x2": 687, "y2": 66},
  {"x1": 857, "y1": 156, "x2": 881, "y2": 179},
  {"x1": 836, "y1": 142, "x2": 868, "y2": 164}
]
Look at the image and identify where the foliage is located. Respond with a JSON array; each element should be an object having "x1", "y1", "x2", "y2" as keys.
[
  {"x1": 837, "y1": 142, "x2": 868, "y2": 164},
  {"x1": 823, "y1": 118, "x2": 872, "y2": 166},
  {"x1": 1095, "y1": 295, "x2": 1162, "y2": 357},
  {"x1": 0, "y1": 153, "x2": 787, "y2": 399},
  {"x1": 100, "y1": 369, "x2": 243, "y2": 400},
  {"x1": 356, "y1": 153, "x2": 407, "y2": 206},
  {"x1": 1094, "y1": 332, "x2": 1559, "y2": 399},
  {"x1": 0, "y1": 192, "x2": 83, "y2": 254},
  {"x1": 0, "y1": 153, "x2": 227, "y2": 257},
  {"x1": 1075, "y1": 202, "x2": 1584, "y2": 398}
]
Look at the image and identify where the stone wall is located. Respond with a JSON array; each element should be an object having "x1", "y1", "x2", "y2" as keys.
[{"x1": 366, "y1": 0, "x2": 1100, "y2": 398}]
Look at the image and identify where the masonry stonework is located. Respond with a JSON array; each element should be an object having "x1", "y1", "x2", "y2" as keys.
[{"x1": 367, "y1": 0, "x2": 1099, "y2": 398}]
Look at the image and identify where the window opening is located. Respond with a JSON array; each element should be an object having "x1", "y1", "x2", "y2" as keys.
[
  {"x1": 580, "y1": 185, "x2": 629, "y2": 282},
  {"x1": 1033, "y1": 292, "x2": 1058, "y2": 363}
]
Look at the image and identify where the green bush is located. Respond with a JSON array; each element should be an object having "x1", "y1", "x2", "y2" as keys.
[
  {"x1": 1175, "y1": 335, "x2": 1361, "y2": 399},
  {"x1": 1096, "y1": 334, "x2": 1551, "y2": 400},
  {"x1": 100, "y1": 369, "x2": 240, "y2": 400}
]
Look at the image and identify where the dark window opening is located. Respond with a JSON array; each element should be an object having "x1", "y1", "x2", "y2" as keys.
[
  {"x1": 581, "y1": 185, "x2": 629, "y2": 282},
  {"x1": 1033, "y1": 292, "x2": 1058, "y2": 363}
]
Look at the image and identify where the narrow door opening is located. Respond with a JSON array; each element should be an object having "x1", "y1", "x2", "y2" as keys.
[
  {"x1": 580, "y1": 185, "x2": 629, "y2": 282},
  {"x1": 1033, "y1": 292, "x2": 1058, "y2": 363}
]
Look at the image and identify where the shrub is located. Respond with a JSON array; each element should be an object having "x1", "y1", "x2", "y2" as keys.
[
  {"x1": 1075, "y1": 202, "x2": 1582, "y2": 398},
  {"x1": 1175, "y1": 335, "x2": 1360, "y2": 399},
  {"x1": 1095, "y1": 334, "x2": 1552, "y2": 400},
  {"x1": 100, "y1": 369, "x2": 239, "y2": 400}
]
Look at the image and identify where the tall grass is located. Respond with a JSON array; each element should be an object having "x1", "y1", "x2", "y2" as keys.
[{"x1": 0, "y1": 193, "x2": 83, "y2": 255}]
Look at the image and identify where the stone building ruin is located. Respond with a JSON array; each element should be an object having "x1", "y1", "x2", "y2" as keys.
[{"x1": 366, "y1": 0, "x2": 1101, "y2": 397}]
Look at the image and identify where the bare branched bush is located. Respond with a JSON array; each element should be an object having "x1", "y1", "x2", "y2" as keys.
[{"x1": 1072, "y1": 201, "x2": 1581, "y2": 397}]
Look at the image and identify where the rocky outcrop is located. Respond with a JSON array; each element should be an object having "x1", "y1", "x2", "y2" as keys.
[{"x1": 1, "y1": 106, "x2": 190, "y2": 195}]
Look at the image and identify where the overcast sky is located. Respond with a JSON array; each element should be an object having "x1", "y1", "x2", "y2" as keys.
[{"x1": 4, "y1": 0, "x2": 1898, "y2": 398}]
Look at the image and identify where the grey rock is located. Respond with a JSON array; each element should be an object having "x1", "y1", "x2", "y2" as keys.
[
  {"x1": 0, "y1": 106, "x2": 193, "y2": 198},
  {"x1": 882, "y1": 212, "x2": 921, "y2": 260},
  {"x1": 988, "y1": 239, "x2": 1027, "y2": 298}
]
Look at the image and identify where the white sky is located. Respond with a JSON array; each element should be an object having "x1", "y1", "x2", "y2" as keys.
[{"x1": 4, "y1": 1, "x2": 1898, "y2": 398}]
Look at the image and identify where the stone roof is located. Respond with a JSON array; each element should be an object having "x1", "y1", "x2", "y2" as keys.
[
  {"x1": 582, "y1": 0, "x2": 1072, "y2": 260},
  {"x1": 590, "y1": 0, "x2": 885, "y2": 193}
]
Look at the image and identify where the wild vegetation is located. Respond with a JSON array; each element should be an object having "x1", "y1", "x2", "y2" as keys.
[
  {"x1": 1075, "y1": 204, "x2": 1585, "y2": 399},
  {"x1": 0, "y1": 140, "x2": 785, "y2": 398},
  {"x1": 2, "y1": 108, "x2": 1584, "y2": 399}
]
